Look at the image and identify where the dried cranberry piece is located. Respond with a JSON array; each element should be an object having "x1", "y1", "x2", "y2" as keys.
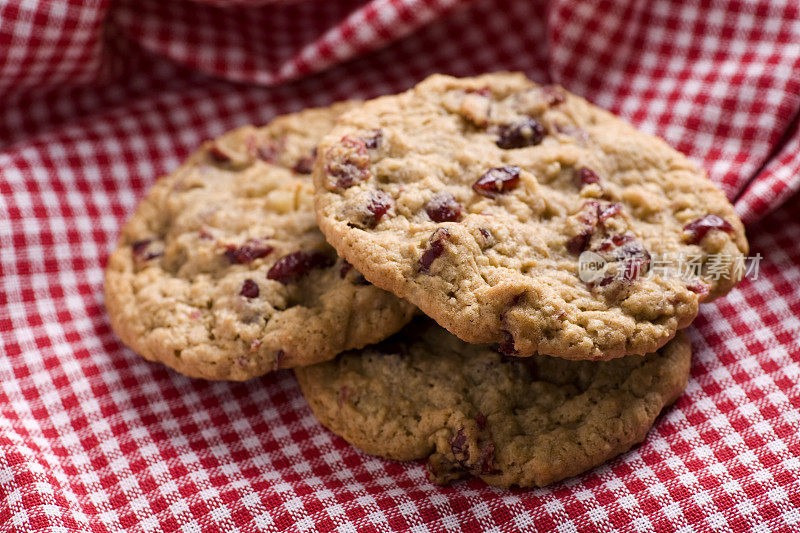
[
  {"x1": 292, "y1": 148, "x2": 316, "y2": 174},
  {"x1": 479, "y1": 443, "x2": 496, "y2": 475},
  {"x1": 131, "y1": 239, "x2": 163, "y2": 261},
  {"x1": 472, "y1": 166, "x2": 521, "y2": 198},
  {"x1": 567, "y1": 201, "x2": 623, "y2": 254},
  {"x1": 598, "y1": 275, "x2": 616, "y2": 287},
  {"x1": 497, "y1": 331, "x2": 518, "y2": 357},
  {"x1": 418, "y1": 229, "x2": 449, "y2": 273},
  {"x1": 363, "y1": 130, "x2": 383, "y2": 150},
  {"x1": 240, "y1": 279, "x2": 260, "y2": 298},
  {"x1": 325, "y1": 136, "x2": 370, "y2": 189},
  {"x1": 574, "y1": 166, "x2": 601, "y2": 187},
  {"x1": 598, "y1": 203, "x2": 623, "y2": 224},
  {"x1": 225, "y1": 241, "x2": 273, "y2": 264},
  {"x1": 683, "y1": 215, "x2": 734, "y2": 244},
  {"x1": 475, "y1": 412, "x2": 487, "y2": 431},
  {"x1": 687, "y1": 281, "x2": 710, "y2": 297},
  {"x1": 365, "y1": 191, "x2": 393, "y2": 228},
  {"x1": 267, "y1": 250, "x2": 334, "y2": 284},
  {"x1": 578, "y1": 200, "x2": 601, "y2": 225},
  {"x1": 449, "y1": 429, "x2": 469, "y2": 459},
  {"x1": 595, "y1": 233, "x2": 634, "y2": 252},
  {"x1": 425, "y1": 192, "x2": 463, "y2": 222},
  {"x1": 566, "y1": 230, "x2": 592, "y2": 255},
  {"x1": 495, "y1": 118, "x2": 546, "y2": 149},
  {"x1": 131, "y1": 239, "x2": 151, "y2": 256}
]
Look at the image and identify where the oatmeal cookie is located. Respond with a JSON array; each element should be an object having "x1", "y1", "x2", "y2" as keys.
[
  {"x1": 295, "y1": 319, "x2": 691, "y2": 488},
  {"x1": 313, "y1": 73, "x2": 747, "y2": 360},
  {"x1": 105, "y1": 104, "x2": 416, "y2": 380}
]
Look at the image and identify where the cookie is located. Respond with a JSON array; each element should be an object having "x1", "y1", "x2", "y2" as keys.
[
  {"x1": 295, "y1": 319, "x2": 691, "y2": 488},
  {"x1": 313, "y1": 73, "x2": 748, "y2": 361},
  {"x1": 105, "y1": 104, "x2": 416, "y2": 381}
]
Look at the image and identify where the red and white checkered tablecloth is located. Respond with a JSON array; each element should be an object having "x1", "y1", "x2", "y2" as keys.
[{"x1": 1, "y1": 0, "x2": 799, "y2": 531}]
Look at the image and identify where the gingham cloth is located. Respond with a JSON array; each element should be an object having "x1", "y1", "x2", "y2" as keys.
[{"x1": 1, "y1": 0, "x2": 799, "y2": 530}]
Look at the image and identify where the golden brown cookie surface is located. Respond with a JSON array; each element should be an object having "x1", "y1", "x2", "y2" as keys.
[
  {"x1": 105, "y1": 104, "x2": 415, "y2": 380},
  {"x1": 314, "y1": 73, "x2": 747, "y2": 360},
  {"x1": 296, "y1": 319, "x2": 691, "y2": 488}
]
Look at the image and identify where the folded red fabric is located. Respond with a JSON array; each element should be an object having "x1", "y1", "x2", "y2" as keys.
[{"x1": 0, "y1": 0, "x2": 798, "y2": 530}]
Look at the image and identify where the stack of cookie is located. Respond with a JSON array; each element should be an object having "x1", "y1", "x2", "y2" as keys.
[{"x1": 105, "y1": 73, "x2": 748, "y2": 488}]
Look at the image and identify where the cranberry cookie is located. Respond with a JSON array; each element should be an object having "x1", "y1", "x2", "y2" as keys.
[
  {"x1": 295, "y1": 319, "x2": 690, "y2": 488},
  {"x1": 313, "y1": 73, "x2": 747, "y2": 360},
  {"x1": 105, "y1": 104, "x2": 415, "y2": 381}
]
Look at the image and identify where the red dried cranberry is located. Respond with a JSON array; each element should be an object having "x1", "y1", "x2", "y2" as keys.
[
  {"x1": 497, "y1": 331, "x2": 518, "y2": 356},
  {"x1": 479, "y1": 443, "x2": 496, "y2": 475},
  {"x1": 225, "y1": 241, "x2": 273, "y2": 264},
  {"x1": 267, "y1": 250, "x2": 334, "y2": 284},
  {"x1": 683, "y1": 215, "x2": 734, "y2": 244},
  {"x1": 574, "y1": 166, "x2": 601, "y2": 187},
  {"x1": 598, "y1": 203, "x2": 623, "y2": 224},
  {"x1": 687, "y1": 282, "x2": 710, "y2": 297},
  {"x1": 578, "y1": 200, "x2": 601, "y2": 225},
  {"x1": 595, "y1": 233, "x2": 634, "y2": 252},
  {"x1": 365, "y1": 191, "x2": 393, "y2": 228},
  {"x1": 418, "y1": 229, "x2": 449, "y2": 273},
  {"x1": 567, "y1": 201, "x2": 623, "y2": 254},
  {"x1": 566, "y1": 230, "x2": 592, "y2": 255},
  {"x1": 198, "y1": 228, "x2": 214, "y2": 240},
  {"x1": 131, "y1": 239, "x2": 163, "y2": 261},
  {"x1": 598, "y1": 275, "x2": 616, "y2": 287},
  {"x1": 495, "y1": 118, "x2": 546, "y2": 149},
  {"x1": 240, "y1": 279, "x2": 260, "y2": 298},
  {"x1": 475, "y1": 412, "x2": 487, "y2": 431},
  {"x1": 363, "y1": 129, "x2": 383, "y2": 150},
  {"x1": 131, "y1": 239, "x2": 151, "y2": 256},
  {"x1": 292, "y1": 148, "x2": 316, "y2": 174},
  {"x1": 472, "y1": 166, "x2": 521, "y2": 198},
  {"x1": 449, "y1": 429, "x2": 469, "y2": 459},
  {"x1": 325, "y1": 136, "x2": 370, "y2": 189},
  {"x1": 425, "y1": 192, "x2": 463, "y2": 222}
]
